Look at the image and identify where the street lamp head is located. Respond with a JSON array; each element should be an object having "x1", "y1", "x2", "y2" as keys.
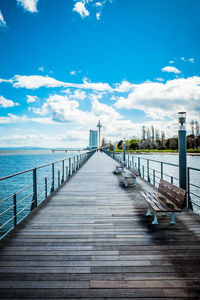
[{"x1": 178, "y1": 112, "x2": 186, "y2": 129}]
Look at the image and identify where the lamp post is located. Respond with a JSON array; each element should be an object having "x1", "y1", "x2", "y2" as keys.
[
  {"x1": 178, "y1": 112, "x2": 193, "y2": 209},
  {"x1": 178, "y1": 112, "x2": 187, "y2": 192},
  {"x1": 123, "y1": 138, "x2": 126, "y2": 162}
]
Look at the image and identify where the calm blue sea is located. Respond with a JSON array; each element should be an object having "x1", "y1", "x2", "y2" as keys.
[{"x1": 0, "y1": 150, "x2": 82, "y2": 237}]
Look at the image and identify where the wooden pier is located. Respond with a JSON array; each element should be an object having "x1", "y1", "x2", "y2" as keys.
[{"x1": 0, "y1": 151, "x2": 200, "y2": 298}]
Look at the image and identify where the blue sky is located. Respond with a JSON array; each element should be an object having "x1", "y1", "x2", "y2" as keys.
[{"x1": 0, "y1": 0, "x2": 200, "y2": 147}]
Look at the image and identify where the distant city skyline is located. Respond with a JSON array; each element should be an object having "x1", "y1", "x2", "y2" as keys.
[{"x1": 0, "y1": 0, "x2": 200, "y2": 147}]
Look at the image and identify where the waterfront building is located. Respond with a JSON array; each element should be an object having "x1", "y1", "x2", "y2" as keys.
[{"x1": 89, "y1": 130, "x2": 98, "y2": 149}]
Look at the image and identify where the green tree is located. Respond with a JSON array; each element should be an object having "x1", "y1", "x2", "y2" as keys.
[
  {"x1": 129, "y1": 139, "x2": 139, "y2": 150},
  {"x1": 117, "y1": 140, "x2": 123, "y2": 149},
  {"x1": 165, "y1": 138, "x2": 178, "y2": 150}
]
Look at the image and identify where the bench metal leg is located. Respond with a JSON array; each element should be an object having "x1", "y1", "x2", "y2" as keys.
[
  {"x1": 146, "y1": 204, "x2": 152, "y2": 216},
  {"x1": 163, "y1": 212, "x2": 167, "y2": 216},
  {"x1": 171, "y1": 212, "x2": 176, "y2": 224},
  {"x1": 116, "y1": 168, "x2": 118, "y2": 174},
  {"x1": 124, "y1": 178, "x2": 128, "y2": 186},
  {"x1": 133, "y1": 177, "x2": 136, "y2": 186},
  {"x1": 152, "y1": 212, "x2": 158, "y2": 225}
]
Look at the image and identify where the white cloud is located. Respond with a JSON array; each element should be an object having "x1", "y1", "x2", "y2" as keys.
[
  {"x1": 10, "y1": 75, "x2": 112, "y2": 91},
  {"x1": 181, "y1": 57, "x2": 185, "y2": 61},
  {"x1": 155, "y1": 78, "x2": 164, "y2": 82},
  {"x1": 0, "y1": 114, "x2": 28, "y2": 124},
  {"x1": 0, "y1": 78, "x2": 12, "y2": 83},
  {"x1": 96, "y1": 12, "x2": 101, "y2": 20},
  {"x1": 26, "y1": 95, "x2": 38, "y2": 103},
  {"x1": 114, "y1": 80, "x2": 134, "y2": 92},
  {"x1": 70, "y1": 71, "x2": 77, "y2": 75},
  {"x1": 114, "y1": 76, "x2": 200, "y2": 120},
  {"x1": 169, "y1": 60, "x2": 174, "y2": 64},
  {"x1": 188, "y1": 58, "x2": 194, "y2": 63},
  {"x1": 17, "y1": 0, "x2": 39, "y2": 13},
  {"x1": 72, "y1": 90, "x2": 87, "y2": 100},
  {"x1": 0, "y1": 95, "x2": 19, "y2": 108},
  {"x1": 73, "y1": 1, "x2": 90, "y2": 18},
  {"x1": 161, "y1": 66, "x2": 181, "y2": 74},
  {"x1": 95, "y1": 2, "x2": 103, "y2": 7},
  {"x1": 0, "y1": 10, "x2": 6, "y2": 27},
  {"x1": 38, "y1": 66, "x2": 44, "y2": 72}
]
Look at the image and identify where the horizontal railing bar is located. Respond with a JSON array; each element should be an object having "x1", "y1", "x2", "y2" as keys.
[
  {"x1": 189, "y1": 183, "x2": 200, "y2": 189},
  {"x1": 0, "y1": 216, "x2": 15, "y2": 230},
  {"x1": 191, "y1": 202, "x2": 200, "y2": 208},
  {"x1": 16, "y1": 192, "x2": 33, "y2": 205},
  {"x1": 0, "y1": 153, "x2": 89, "y2": 181},
  {"x1": 0, "y1": 205, "x2": 15, "y2": 217},
  {"x1": 189, "y1": 191, "x2": 200, "y2": 199},
  {"x1": 131, "y1": 156, "x2": 179, "y2": 167},
  {"x1": 188, "y1": 166, "x2": 200, "y2": 172},
  {"x1": 0, "y1": 194, "x2": 15, "y2": 204},
  {"x1": 17, "y1": 200, "x2": 35, "y2": 216}
]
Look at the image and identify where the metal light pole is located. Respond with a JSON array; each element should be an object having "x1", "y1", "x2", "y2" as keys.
[
  {"x1": 178, "y1": 112, "x2": 192, "y2": 209},
  {"x1": 178, "y1": 112, "x2": 187, "y2": 191},
  {"x1": 123, "y1": 138, "x2": 126, "y2": 162},
  {"x1": 97, "y1": 120, "x2": 102, "y2": 149}
]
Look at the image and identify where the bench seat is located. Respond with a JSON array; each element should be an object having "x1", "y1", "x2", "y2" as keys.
[
  {"x1": 121, "y1": 171, "x2": 136, "y2": 186},
  {"x1": 140, "y1": 179, "x2": 186, "y2": 225},
  {"x1": 115, "y1": 162, "x2": 125, "y2": 174}
]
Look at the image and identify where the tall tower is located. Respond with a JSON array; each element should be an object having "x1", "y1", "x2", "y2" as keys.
[{"x1": 97, "y1": 120, "x2": 102, "y2": 148}]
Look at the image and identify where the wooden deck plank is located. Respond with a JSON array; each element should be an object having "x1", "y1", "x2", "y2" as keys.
[{"x1": 0, "y1": 151, "x2": 200, "y2": 298}]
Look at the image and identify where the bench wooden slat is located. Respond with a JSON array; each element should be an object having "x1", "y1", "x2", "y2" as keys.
[
  {"x1": 140, "y1": 179, "x2": 186, "y2": 224},
  {"x1": 160, "y1": 179, "x2": 186, "y2": 196},
  {"x1": 140, "y1": 192, "x2": 162, "y2": 212}
]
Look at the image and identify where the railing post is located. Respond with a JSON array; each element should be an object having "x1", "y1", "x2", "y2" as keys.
[
  {"x1": 51, "y1": 163, "x2": 54, "y2": 192},
  {"x1": 128, "y1": 155, "x2": 130, "y2": 169},
  {"x1": 142, "y1": 165, "x2": 144, "y2": 178},
  {"x1": 13, "y1": 194, "x2": 17, "y2": 227},
  {"x1": 138, "y1": 157, "x2": 141, "y2": 176},
  {"x1": 66, "y1": 166, "x2": 68, "y2": 178},
  {"x1": 187, "y1": 167, "x2": 193, "y2": 210},
  {"x1": 69, "y1": 158, "x2": 71, "y2": 176},
  {"x1": 45, "y1": 177, "x2": 47, "y2": 198},
  {"x1": 74, "y1": 157, "x2": 76, "y2": 171},
  {"x1": 171, "y1": 176, "x2": 173, "y2": 184},
  {"x1": 113, "y1": 146, "x2": 115, "y2": 159},
  {"x1": 132, "y1": 156, "x2": 134, "y2": 168},
  {"x1": 153, "y1": 170, "x2": 155, "y2": 186},
  {"x1": 147, "y1": 159, "x2": 150, "y2": 182},
  {"x1": 161, "y1": 162, "x2": 163, "y2": 179},
  {"x1": 32, "y1": 168, "x2": 37, "y2": 209},
  {"x1": 62, "y1": 160, "x2": 64, "y2": 183},
  {"x1": 58, "y1": 170, "x2": 60, "y2": 186}
]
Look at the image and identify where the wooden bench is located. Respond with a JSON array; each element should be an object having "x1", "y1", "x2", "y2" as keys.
[
  {"x1": 115, "y1": 161, "x2": 125, "y2": 174},
  {"x1": 121, "y1": 170, "x2": 137, "y2": 186},
  {"x1": 140, "y1": 179, "x2": 186, "y2": 225}
]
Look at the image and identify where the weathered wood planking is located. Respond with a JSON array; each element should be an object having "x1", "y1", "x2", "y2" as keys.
[{"x1": 0, "y1": 151, "x2": 200, "y2": 298}]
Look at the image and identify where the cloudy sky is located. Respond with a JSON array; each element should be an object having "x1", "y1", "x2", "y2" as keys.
[{"x1": 0, "y1": 0, "x2": 200, "y2": 148}]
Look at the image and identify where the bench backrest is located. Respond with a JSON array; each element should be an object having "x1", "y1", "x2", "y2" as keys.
[
  {"x1": 158, "y1": 179, "x2": 186, "y2": 208},
  {"x1": 130, "y1": 168, "x2": 139, "y2": 176}
]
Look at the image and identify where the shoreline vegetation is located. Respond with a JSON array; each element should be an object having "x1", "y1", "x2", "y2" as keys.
[{"x1": 113, "y1": 149, "x2": 200, "y2": 155}]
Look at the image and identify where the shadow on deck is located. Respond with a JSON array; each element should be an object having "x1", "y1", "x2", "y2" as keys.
[{"x1": 0, "y1": 151, "x2": 200, "y2": 299}]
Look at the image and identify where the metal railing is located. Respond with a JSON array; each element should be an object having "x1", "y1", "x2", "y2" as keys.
[
  {"x1": 103, "y1": 149, "x2": 200, "y2": 212},
  {"x1": 0, "y1": 150, "x2": 95, "y2": 240}
]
